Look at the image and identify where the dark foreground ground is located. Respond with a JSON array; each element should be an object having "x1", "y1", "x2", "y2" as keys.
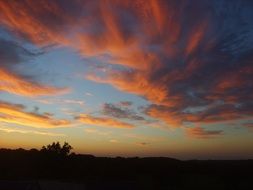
[{"x1": 0, "y1": 148, "x2": 253, "y2": 190}]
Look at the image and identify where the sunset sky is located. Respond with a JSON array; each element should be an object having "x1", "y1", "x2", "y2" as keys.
[{"x1": 0, "y1": 0, "x2": 253, "y2": 159}]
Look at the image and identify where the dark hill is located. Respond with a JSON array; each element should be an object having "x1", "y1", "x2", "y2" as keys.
[{"x1": 0, "y1": 148, "x2": 252, "y2": 190}]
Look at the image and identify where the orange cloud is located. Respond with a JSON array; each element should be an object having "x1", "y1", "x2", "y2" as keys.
[
  {"x1": 86, "y1": 70, "x2": 173, "y2": 107},
  {"x1": 77, "y1": 1, "x2": 253, "y2": 128},
  {"x1": 76, "y1": 8, "x2": 141, "y2": 65},
  {"x1": 185, "y1": 23, "x2": 206, "y2": 56},
  {"x1": 0, "y1": 101, "x2": 71, "y2": 128},
  {"x1": 0, "y1": 69, "x2": 70, "y2": 96},
  {"x1": 145, "y1": 105, "x2": 182, "y2": 127},
  {"x1": 131, "y1": 0, "x2": 170, "y2": 35},
  {"x1": 76, "y1": 114, "x2": 135, "y2": 129},
  {"x1": 0, "y1": 0, "x2": 71, "y2": 45},
  {"x1": 108, "y1": 50, "x2": 161, "y2": 70},
  {"x1": 0, "y1": 0, "x2": 252, "y2": 129}
]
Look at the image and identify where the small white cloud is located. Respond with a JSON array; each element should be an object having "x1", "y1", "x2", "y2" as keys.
[{"x1": 85, "y1": 92, "x2": 93, "y2": 96}]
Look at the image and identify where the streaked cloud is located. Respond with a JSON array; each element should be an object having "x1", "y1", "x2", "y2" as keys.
[
  {"x1": 0, "y1": 38, "x2": 69, "y2": 97},
  {"x1": 0, "y1": 68, "x2": 69, "y2": 97},
  {"x1": 119, "y1": 101, "x2": 132, "y2": 107},
  {"x1": 186, "y1": 127, "x2": 224, "y2": 139},
  {"x1": 124, "y1": 133, "x2": 166, "y2": 143},
  {"x1": 85, "y1": 92, "x2": 93, "y2": 96},
  {"x1": 83, "y1": 1, "x2": 253, "y2": 127},
  {"x1": 0, "y1": 38, "x2": 38, "y2": 67},
  {"x1": 76, "y1": 114, "x2": 135, "y2": 129},
  {"x1": 109, "y1": 139, "x2": 118, "y2": 143},
  {"x1": 102, "y1": 103, "x2": 145, "y2": 121},
  {"x1": 62, "y1": 99, "x2": 84, "y2": 106},
  {"x1": 0, "y1": 100, "x2": 71, "y2": 128},
  {"x1": 84, "y1": 128, "x2": 112, "y2": 136},
  {"x1": 0, "y1": 126, "x2": 66, "y2": 137},
  {"x1": 0, "y1": 0, "x2": 72, "y2": 45},
  {"x1": 36, "y1": 98, "x2": 84, "y2": 106},
  {"x1": 0, "y1": 0, "x2": 252, "y2": 129},
  {"x1": 145, "y1": 103, "x2": 253, "y2": 128},
  {"x1": 136, "y1": 142, "x2": 149, "y2": 146},
  {"x1": 243, "y1": 123, "x2": 253, "y2": 128}
]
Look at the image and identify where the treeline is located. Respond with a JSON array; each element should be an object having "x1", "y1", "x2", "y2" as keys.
[{"x1": 0, "y1": 143, "x2": 253, "y2": 189}]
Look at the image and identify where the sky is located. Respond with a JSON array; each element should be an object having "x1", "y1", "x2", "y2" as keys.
[{"x1": 0, "y1": 0, "x2": 253, "y2": 159}]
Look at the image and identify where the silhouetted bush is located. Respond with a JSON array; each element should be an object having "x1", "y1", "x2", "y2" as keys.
[{"x1": 40, "y1": 142, "x2": 72, "y2": 157}]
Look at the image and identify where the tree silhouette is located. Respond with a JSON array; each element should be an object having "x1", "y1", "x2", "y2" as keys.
[{"x1": 41, "y1": 142, "x2": 72, "y2": 156}]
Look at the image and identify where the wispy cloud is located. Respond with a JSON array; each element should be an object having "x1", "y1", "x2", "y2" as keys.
[
  {"x1": 36, "y1": 98, "x2": 84, "y2": 106},
  {"x1": 243, "y1": 123, "x2": 253, "y2": 128},
  {"x1": 109, "y1": 139, "x2": 118, "y2": 143},
  {"x1": 0, "y1": 38, "x2": 70, "y2": 97},
  {"x1": 0, "y1": 0, "x2": 252, "y2": 128},
  {"x1": 0, "y1": 126, "x2": 66, "y2": 137},
  {"x1": 136, "y1": 142, "x2": 149, "y2": 146},
  {"x1": 76, "y1": 114, "x2": 135, "y2": 129},
  {"x1": 124, "y1": 133, "x2": 165, "y2": 143},
  {"x1": 84, "y1": 128, "x2": 112, "y2": 136},
  {"x1": 119, "y1": 101, "x2": 132, "y2": 107},
  {"x1": 102, "y1": 103, "x2": 145, "y2": 121},
  {"x1": 186, "y1": 127, "x2": 224, "y2": 139},
  {"x1": 0, "y1": 68, "x2": 70, "y2": 97},
  {"x1": 85, "y1": 92, "x2": 93, "y2": 96},
  {"x1": 0, "y1": 100, "x2": 71, "y2": 128},
  {"x1": 62, "y1": 99, "x2": 84, "y2": 106}
]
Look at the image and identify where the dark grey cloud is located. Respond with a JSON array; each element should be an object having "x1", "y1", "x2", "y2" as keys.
[
  {"x1": 119, "y1": 101, "x2": 133, "y2": 107},
  {"x1": 187, "y1": 126, "x2": 224, "y2": 139},
  {"x1": 243, "y1": 123, "x2": 253, "y2": 128},
  {"x1": 102, "y1": 103, "x2": 145, "y2": 121},
  {"x1": 0, "y1": 38, "x2": 40, "y2": 68},
  {"x1": 137, "y1": 142, "x2": 149, "y2": 146}
]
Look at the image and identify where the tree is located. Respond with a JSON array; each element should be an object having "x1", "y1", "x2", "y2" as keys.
[{"x1": 41, "y1": 142, "x2": 72, "y2": 156}]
